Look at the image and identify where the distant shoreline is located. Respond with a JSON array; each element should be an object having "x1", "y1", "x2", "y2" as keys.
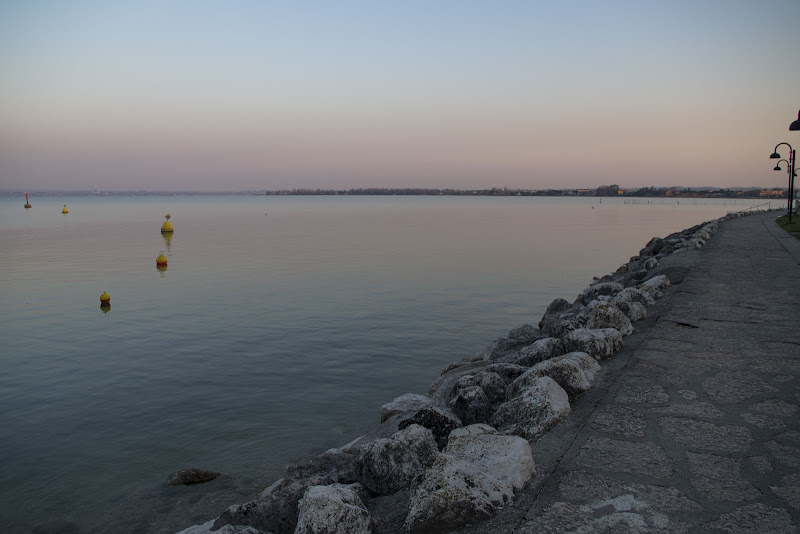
[{"x1": 0, "y1": 185, "x2": 790, "y2": 200}]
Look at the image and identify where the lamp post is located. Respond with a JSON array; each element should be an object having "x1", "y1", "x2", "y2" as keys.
[
  {"x1": 790, "y1": 109, "x2": 800, "y2": 131},
  {"x1": 770, "y1": 142, "x2": 796, "y2": 221}
]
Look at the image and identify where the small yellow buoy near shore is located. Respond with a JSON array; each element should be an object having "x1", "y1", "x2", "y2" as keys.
[
  {"x1": 161, "y1": 213, "x2": 173, "y2": 233},
  {"x1": 156, "y1": 251, "x2": 168, "y2": 266},
  {"x1": 62, "y1": 204, "x2": 69, "y2": 214},
  {"x1": 100, "y1": 291, "x2": 111, "y2": 312}
]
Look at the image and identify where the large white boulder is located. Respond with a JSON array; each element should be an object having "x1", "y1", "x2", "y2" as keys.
[
  {"x1": 507, "y1": 352, "x2": 601, "y2": 399},
  {"x1": 586, "y1": 303, "x2": 634, "y2": 336},
  {"x1": 562, "y1": 328, "x2": 624, "y2": 360},
  {"x1": 403, "y1": 425, "x2": 535, "y2": 534},
  {"x1": 490, "y1": 376, "x2": 571, "y2": 440},
  {"x1": 295, "y1": 483, "x2": 375, "y2": 534}
]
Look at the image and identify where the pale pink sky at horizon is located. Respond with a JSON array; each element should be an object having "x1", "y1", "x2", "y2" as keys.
[{"x1": 1, "y1": 1, "x2": 798, "y2": 192}]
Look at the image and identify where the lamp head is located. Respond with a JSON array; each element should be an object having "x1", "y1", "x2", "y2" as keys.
[
  {"x1": 774, "y1": 165, "x2": 782, "y2": 171},
  {"x1": 770, "y1": 152, "x2": 781, "y2": 159},
  {"x1": 790, "y1": 109, "x2": 800, "y2": 131}
]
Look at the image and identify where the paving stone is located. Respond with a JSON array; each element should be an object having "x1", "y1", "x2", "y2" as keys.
[
  {"x1": 771, "y1": 473, "x2": 800, "y2": 510},
  {"x1": 702, "y1": 371, "x2": 778, "y2": 403},
  {"x1": 659, "y1": 417, "x2": 752, "y2": 453},
  {"x1": 615, "y1": 384, "x2": 669, "y2": 404},
  {"x1": 704, "y1": 503, "x2": 796, "y2": 534},
  {"x1": 750, "y1": 399, "x2": 799, "y2": 417},
  {"x1": 557, "y1": 470, "x2": 624, "y2": 502},
  {"x1": 654, "y1": 402, "x2": 724, "y2": 419},
  {"x1": 686, "y1": 452, "x2": 761, "y2": 502},
  {"x1": 767, "y1": 441, "x2": 800, "y2": 468},
  {"x1": 591, "y1": 406, "x2": 646, "y2": 438},
  {"x1": 741, "y1": 413, "x2": 787, "y2": 430},
  {"x1": 575, "y1": 437, "x2": 673, "y2": 478},
  {"x1": 750, "y1": 456, "x2": 773, "y2": 474}
]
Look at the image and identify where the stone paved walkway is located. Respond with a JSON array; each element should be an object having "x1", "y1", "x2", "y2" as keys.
[{"x1": 452, "y1": 211, "x2": 800, "y2": 533}]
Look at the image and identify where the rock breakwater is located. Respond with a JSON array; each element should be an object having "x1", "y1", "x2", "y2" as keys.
[{"x1": 176, "y1": 210, "x2": 771, "y2": 534}]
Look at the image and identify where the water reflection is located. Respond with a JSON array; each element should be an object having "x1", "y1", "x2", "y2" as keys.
[
  {"x1": 100, "y1": 303, "x2": 111, "y2": 313},
  {"x1": 157, "y1": 264, "x2": 167, "y2": 278},
  {"x1": 161, "y1": 232, "x2": 172, "y2": 250}
]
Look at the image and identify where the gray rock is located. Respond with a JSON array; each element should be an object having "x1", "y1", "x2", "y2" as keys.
[
  {"x1": 450, "y1": 385, "x2": 492, "y2": 426},
  {"x1": 398, "y1": 406, "x2": 463, "y2": 450},
  {"x1": 167, "y1": 467, "x2": 222, "y2": 486},
  {"x1": 490, "y1": 376, "x2": 571, "y2": 440},
  {"x1": 500, "y1": 337, "x2": 564, "y2": 367},
  {"x1": 295, "y1": 483, "x2": 376, "y2": 534},
  {"x1": 484, "y1": 362, "x2": 529, "y2": 384},
  {"x1": 485, "y1": 324, "x2": 547, "y2": 359},
  {"x1": 562, "y1": 328, "x2": 624, "y2": 360},
  {"x1": 176, "y1": 520, "x2": 264, "y2": 534},
  {"x1": 586, "y1": 302, "x2": 634, "y2": 336},
  {"x1": 403, "y1": 425, "x2": 535, "y2": 534},
  {"x1": 214, "y1": 474, "x2": 335, "y2": 534},
  {"x1": 575, "y1": 282, "x2": 624, "y2": 306},
  {"x1": 355, "y1": 424, "x2": 438, "y2": 495},
  {"x1": 538, "y1": 298, "x2": 574, "y2": 336},
  {"x1": 637, "y1": 274, "x2": 671, "y2": 299},
  {"x1": 380, "y1": 393, "x2": 433, "y2": 423},
  {"x1": 507, "y1": 352, "x2": 601, "y2": 399},
  {"x1": 456, "y1": 371, "x2": 506, "y2": 404}
]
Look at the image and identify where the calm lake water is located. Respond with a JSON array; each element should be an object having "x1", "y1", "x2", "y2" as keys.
[{"x1": 0, "y1": 194, "x2": 769, "y2": 533}]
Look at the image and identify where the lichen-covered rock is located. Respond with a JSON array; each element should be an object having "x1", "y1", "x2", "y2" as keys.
[
  {"x1": 398, "y1": 406, "x2": 463, "y2": 450},
  {"x1": 380, "y1": 393, "x2": 433, "y2": 423},
  {"x1": 611, "y1": 287, "x2": 654, "y2": 321},
  {"x1": 450, "y1": 385, "x2": 492, "y2": 426},
  {"x1": 575, "y1": 282, "x2": 624, "y2": 306},
  {"x1": 214, "y1": 474, "x2": 335, "y2": 534},
  {"x1": 167, "y1": 467, "x2": 221, "y2": 486},
  {"x1": 355, "y1": 424, "x2": 438, "y2": 495},
  {"x1": 295, "y1": 483, "x2": 376, "y2": 534},
  {"x1": 538, "y1": 298, "x2": 574, "y2": 336},
  {"x1": 483, "y1": 324, "x2": 546, "y2": 359},
  {"x1": 490, "y1": 376, "x2": 571, "y2": 440},
  {"x1": 638, "y1": 274, "x2": 671, "y2": 299},
  {"x1": 499, "y1": 337, "x2": 564, "y2": 367},
  {"x1": 403, "y1": 425, "x2": 535, "y2": 534},
  {"x1": 507, "y1": 352, "x2": 601, "y2": 399},
  {"x1": 484, "y1": 362, "x2": 529, "y2": 384},
  {"x1": 456, "y1": 371, "x2": 506, "y2": 404},
  {"x1": 176, "y1": 520, "x2": 265, "y2": 534},
  {"x1": 586, "y1": 302, "x2": 634, "y2": 336},
  {"x1": 562, "y1": 328, "x2": 624, "y2": 361}
]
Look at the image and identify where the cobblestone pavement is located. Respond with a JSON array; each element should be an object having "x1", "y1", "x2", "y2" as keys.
[{"x1": 453, "y1": 211, "x2": 800, "y2": 533}]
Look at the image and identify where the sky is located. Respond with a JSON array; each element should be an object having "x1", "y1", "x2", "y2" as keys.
[{"x1": 1, "y1": 1, "x2": 799, "y2": 192}]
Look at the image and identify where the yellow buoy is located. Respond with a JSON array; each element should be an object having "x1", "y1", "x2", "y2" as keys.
[
  {"x1": 100, "y1": 291, "x2": 110, "y2": 304},
  {"x1": 161, "y1": 213, "x2": 173, "y2": 233},
  {"x1": 156, "y1": 251, "x2": 168, "y2": 266},
  {"x1": 62, "y1": 204, "x2": 69, "y2": 214}
]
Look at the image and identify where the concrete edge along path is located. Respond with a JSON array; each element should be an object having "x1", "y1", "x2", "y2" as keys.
[{"x1": 451, "y1": 210, "x2": 800, "y2": 534}]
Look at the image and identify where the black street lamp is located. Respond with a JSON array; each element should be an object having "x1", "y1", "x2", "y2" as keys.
[
  {"x1": 790, "y1": 109, "x2": 800, "y2": 131},
  {"x1": 770, "y1": 142, "x2": 796, "y2": 221}
]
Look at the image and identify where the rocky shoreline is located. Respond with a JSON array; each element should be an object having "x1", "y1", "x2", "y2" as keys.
[{"x1": 176, "y1": 210, "x2": 772, "y2": 534}]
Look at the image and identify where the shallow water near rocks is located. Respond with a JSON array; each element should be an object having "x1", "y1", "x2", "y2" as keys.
[{"x1": 0, "y1": 194, "x2": 764, "y2": 533}]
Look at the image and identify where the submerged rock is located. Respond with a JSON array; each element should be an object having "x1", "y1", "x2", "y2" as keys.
[
  {"x1": 167, "y1": 468, "x2": 221, "y2": 486},
  {"x1": 404, "y1": 424, "x2": 535, "y2": 534}
]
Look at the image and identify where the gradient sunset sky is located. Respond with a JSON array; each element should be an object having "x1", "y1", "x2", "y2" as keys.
[{"x1": 1, "y1": 1, "x2": 798, "y2": 192}]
